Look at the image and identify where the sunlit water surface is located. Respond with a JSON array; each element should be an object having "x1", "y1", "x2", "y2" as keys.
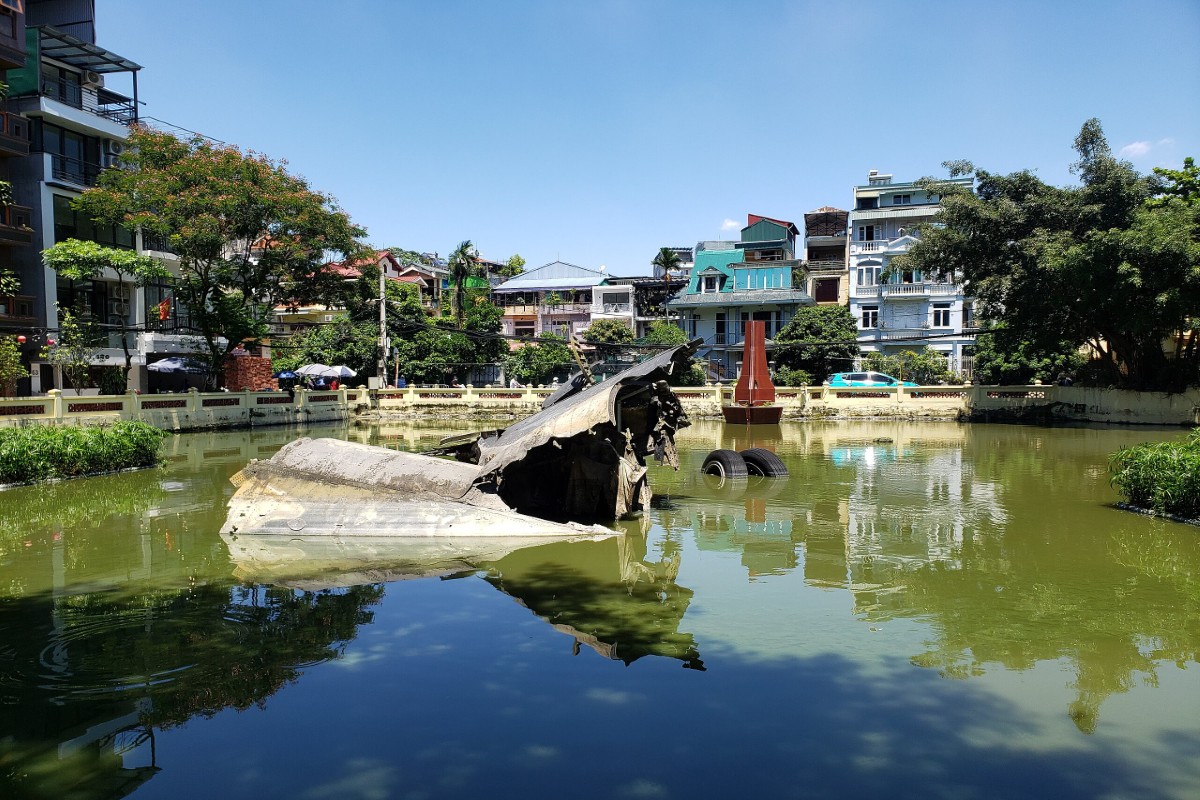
[{"x1": 1, "y1": 419, "x2": 1197, "y2": 799}]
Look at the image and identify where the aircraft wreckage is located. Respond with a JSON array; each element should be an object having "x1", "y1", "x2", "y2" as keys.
[{"x1": 221, "y1": 343, "x2": 698, "y2": 574}]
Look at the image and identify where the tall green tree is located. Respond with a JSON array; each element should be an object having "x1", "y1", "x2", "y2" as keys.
[
  {"x1": 969, "y1": 324, "x2": 1087, "y2": 385},
  {"x1": 773, "y1": 305, "x2": 860, "y2": 383},
  {"x1": 42, "y1": 239, "x2": 170, "y2": 384},
  {"x1": 581, "y1": 318, "x2": 635, "y2": 344},
  {"x1": 0, "y1": 336, "x2": 28, "y2": 397},
  {"x1": 74, "y1": 126, "x2": 369, "y2": 387},
  {"x1": 652, "y1": 246, "x2": 682, "y2": 276},
  {"x1": 448, "y1": 240, "x2": 478, "y2": 327},
  {"x1": 499, "y1": 254, "x2": 526, "y2": 279},
  {"x1": 503, "y1": 333, "x2": 572, "y2": 386},
  {"x1": 643, "y1": 320, "x2": 688, "y2": 346},
  {"x1": 896, "y1": 119, "x2": 1199, "y2": 390},
  {"x1": 42, "y1": 308, "x2": 101, "y2": 395}
]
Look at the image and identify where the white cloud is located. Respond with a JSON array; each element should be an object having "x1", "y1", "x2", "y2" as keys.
[
  {"x1": 719, "y1": 218, "x2": 740, "y2": 231},
  {"x1": 1118, "y1": 141, "x2": 1151, "y2": 158}
]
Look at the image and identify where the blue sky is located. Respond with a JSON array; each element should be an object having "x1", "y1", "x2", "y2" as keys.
[{"x1": 98, "y1": 0, "x2": 1200, "y2": 276}]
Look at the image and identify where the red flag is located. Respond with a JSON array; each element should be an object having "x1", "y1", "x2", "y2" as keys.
[{"x1": 157, "y1": 296, "x2": 171, "y2": 321}]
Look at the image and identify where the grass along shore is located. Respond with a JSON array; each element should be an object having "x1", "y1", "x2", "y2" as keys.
[
  {"x1": 1110, "y1": 428, "x2": 1200, "y2": 521},
  {"x1": 0, "y1": 421, "x2": 166, "y2": 486}
]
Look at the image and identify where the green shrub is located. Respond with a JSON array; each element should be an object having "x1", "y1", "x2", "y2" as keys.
[
  {"x1": 97, "y1": 366, "x2": 127, "y2": 395},
  {"x1": 0, "y1": 421, "x2": 166, "y2": 485},
  {"x1": 773, "y1": 366, "x2": 812, "y2": 387},
  {"x1": 1109, "y1": 429, "x2": 1200, "y2": 519}
]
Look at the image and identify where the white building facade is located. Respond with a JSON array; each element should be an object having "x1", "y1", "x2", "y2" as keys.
[{"x1": 847, "y1": 171, "x2": 976, "y2": 376}]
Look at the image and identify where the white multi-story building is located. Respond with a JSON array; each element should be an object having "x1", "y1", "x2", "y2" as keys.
[
  {"x1": 3, "y1": 3, "x2": 208, "y2": 393},
  {"x1": 847, "y1": 170, "x2": 976, "y2": 376}
]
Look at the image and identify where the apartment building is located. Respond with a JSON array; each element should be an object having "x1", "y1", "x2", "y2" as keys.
[
  {"x1": 801, "y1": 206, "x2": 848, "y2": 305},
  {"x1": 847, "y1": 171, "x2": 975, "y2": 375},
  {"x1": 492, "y1": 261, "x2": 608, "y2": 344},
  {"x1": 0, "y1": 1, "x2": 196, "y2": 392},
  {"x1": 668, "y1": 215, "x2": 814, "y2": 379}
]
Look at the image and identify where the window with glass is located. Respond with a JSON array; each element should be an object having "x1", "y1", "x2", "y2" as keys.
[
  {"x1": 933, "y1": 303, "x2": 951, "y2": 327},
  {"x1": 861, "y1": 306, "x2": 879, "y2": 328},
  {"x1": 857, "y1": 266, "x2": 881, "y2": 286},
  {"x1": 701, "y1": 274, "x2": 720, "y2": 293},
  {"x1": 892, "y1": 194, "x2": 912, "y2": 205},
  {"x1": 53, "y1": 194, "x2": 134, "y2": 248}
]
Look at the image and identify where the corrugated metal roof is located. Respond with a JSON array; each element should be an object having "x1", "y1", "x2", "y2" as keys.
[
  {"x1": 669, "y1": 289, "x2": 813, "y2": 308},
  {"x1": 494, "y1": 261, "x2": 609, "y2": 292}
]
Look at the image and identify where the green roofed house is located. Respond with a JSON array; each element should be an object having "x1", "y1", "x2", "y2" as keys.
[{"x1": 668, "y1": 214, "x2": 814, "y2": 380}]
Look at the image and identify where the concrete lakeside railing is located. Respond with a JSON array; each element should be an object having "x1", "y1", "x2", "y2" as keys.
[
  {"x1": 0, "y1": 387, "x2": 351, "y2": 431},
  {"x1": 1, "y1": 384, "x2": 1197, "y2": 429}
]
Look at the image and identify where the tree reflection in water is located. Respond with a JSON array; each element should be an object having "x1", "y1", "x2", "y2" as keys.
[{"x1": 0, "y1": 580, "x2": 384, "y2": 798}]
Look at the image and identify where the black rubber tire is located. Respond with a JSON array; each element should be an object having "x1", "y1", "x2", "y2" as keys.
[
  {"x1": 702, "y1": 449, "x2": 748, "y2": 478},
  {"x1": 739, "y1": 448, "x2": 788, "y2": 478}
]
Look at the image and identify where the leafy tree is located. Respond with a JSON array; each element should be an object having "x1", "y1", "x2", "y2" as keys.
[
  {"x1": 42, "y1": 308, "x2": 101, "y2": 394},
  {"x1": 862, "y1": 348, "x2": 958, "y2": 384},
  {"x1": 774, "y1": 305, "x2": 860, "y2": 383},
  {"x1": 896, "y1": 119, "x2": 1200, "y2": 390},
  {"x1": 581, "y1": 318, "x2": 635, "y2": 344},
  {"x1": 503, "y1": 333, "x2": 572, "y2": 386},
  {"x1": 969, "y1": 325, "x2": 1087, "y2": 385},
  {"x1": 0, "y1": 269, "x2": 18, "y2": 297},
  {"x1": 643, "y1": 320, "x2": 688, "y2": 346},
  {"x1": 42, "y1": 239, "x2": 171, "y2": 383},
  {"x1": 0, "y1": 336, "x2": 29, "y2": 397},
  {"x1": 75, "y1": 126, "x2": 368, "y2": 387},
  {"x1": 1151, "y1": 156, "x2": 1200, "y2": 207},
  {"x1": 772, "y1": 366, "x2": 812, "y2": 387},
  {"x1": 448, "y1": 239, "x2": 478, "y2": 327},
  {"x1": 339, "y1": 270, "x2": 504, "y2": 384},
  {"x1": 652, "y1": 246, "x2": 682, "y2": 276},
  {"x1": 499, "y1": 254, "x2": 526, "y2": 279},
  {"x1": 273, "y1": 317, "x2": 377, "y2": 379}
]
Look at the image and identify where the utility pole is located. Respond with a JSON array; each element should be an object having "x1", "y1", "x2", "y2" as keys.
[{"x1": 377, "y1": 267, "x2": 387, "y2": 382}]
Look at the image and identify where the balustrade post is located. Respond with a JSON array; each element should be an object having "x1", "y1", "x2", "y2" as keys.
[
  {"x1": 187, "y1": 387, "x2": 201, "y2": 414},
  {"x1": 47, "y1": 388, "x2": 63, "y2": 420}
]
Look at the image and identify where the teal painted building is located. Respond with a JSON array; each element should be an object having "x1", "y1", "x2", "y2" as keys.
[{"x1": 669, "y1": 215, "x2": 814, "y2": 379}]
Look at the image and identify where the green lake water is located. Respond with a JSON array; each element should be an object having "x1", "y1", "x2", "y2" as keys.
[{"x1": 1, "y1": 419, "x2": 1197, "y2": 799}]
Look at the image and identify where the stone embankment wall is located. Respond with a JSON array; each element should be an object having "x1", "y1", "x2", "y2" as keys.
[
  {"x1": 0, "y1": 387, "x2": 349, "y2": 432},
  {"x1": 1, "y1": 384, "x2": 1196, "y2": 431}
]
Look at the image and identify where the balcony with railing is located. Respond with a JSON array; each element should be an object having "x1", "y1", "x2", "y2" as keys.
[
  {"x1": 0, "y1": 204, "x2": 33, "y2": 245},
  {"x1": 50, "y1": 153, "x2": 104, "y2": 187},
  {"x1": 856, "y1": 282, "x2": 960, "y2": 299},
  {"x1": 539, "y1": 302, "x2": 591, "y2": 315},
  {"x1": 36, "y1": 78, "x2": 138, "y2": 125},
  {"x1": 591, "y1": 302, "x2": 632, "y2": 315},
  {"x1": 0, "y1": 112, "x2": 29, "y2": 157}
]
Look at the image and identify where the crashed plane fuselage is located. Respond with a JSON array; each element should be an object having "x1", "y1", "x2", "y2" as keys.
[{"x1": 220, "y1": 343, "x2": 697, "y2": 546}]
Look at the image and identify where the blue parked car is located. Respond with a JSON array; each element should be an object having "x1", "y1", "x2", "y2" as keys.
[{"x1": 827, "y1": 371, "x2": 918, "y2": 387}]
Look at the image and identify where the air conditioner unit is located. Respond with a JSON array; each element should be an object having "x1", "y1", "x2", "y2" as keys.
[
  {"x1": 111, "y1": 302, "x2": 129, "y2": 315},
  {"x1": 83, "y1": 70, "x2": 104, "y2": 88},
  {"x1": 104, "y1": 140, "x2": 124, "y2": 156},
  {"x1": 112, "y1": 285, "x2": 131, "y2": 300}
]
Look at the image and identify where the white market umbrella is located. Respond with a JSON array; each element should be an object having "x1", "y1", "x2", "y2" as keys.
[
  {"x1": 322, "y1": 365, "x2": 357, "y2": 378},
  {"x1": 147, "y1": 357, "x2": 208, "y2": 374},
  {"x1": 295, "y1": 364, "x2": 331, "y2": 376}
]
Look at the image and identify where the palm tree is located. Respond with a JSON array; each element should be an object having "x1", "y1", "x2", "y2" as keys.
[
  {"x1": 448, "y1": 239, "x2": 478, "y2": 326},
  {"x1": 651, "y1": 247, "x2": 683, "y2": 322}
]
